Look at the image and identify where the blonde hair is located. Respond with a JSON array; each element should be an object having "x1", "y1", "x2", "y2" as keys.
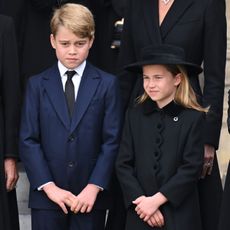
[
  {"x1": 138, "y1": 64, "x2": 208, "y2": 112},
  {"x1": 50, "y1": 3, "x2": 95, "y2": 39}
]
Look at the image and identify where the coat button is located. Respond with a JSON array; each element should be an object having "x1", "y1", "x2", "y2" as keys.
[
  {"x1": 153, "y1": 165, "x2": 158, "y2": 170},
  {"x1": 68, "y1": 134, "x2": 75, "y2": 142},
  {"x1": 173, "y1": 116, "x2": 178, "y2": 121},
  {"x1": 68, "y1": 161, "x2": 75, "y2": 167},
  {"x1": 154, "y1": 151, "x2": 159, "y2": 157}
]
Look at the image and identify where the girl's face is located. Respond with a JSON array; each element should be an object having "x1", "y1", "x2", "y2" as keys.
[{"x1": 143, "y1": 64, "x2": 181, "y2": 108}]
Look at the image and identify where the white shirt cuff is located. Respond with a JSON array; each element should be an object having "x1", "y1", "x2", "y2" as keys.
[{"x1": 37, "y1": 181, "x2": 54, "y2": 191}]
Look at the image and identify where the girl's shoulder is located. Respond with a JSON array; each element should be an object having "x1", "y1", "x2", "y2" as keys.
[
  {"x1": 180, "y1": 107, "x2": 206, "y2": 124},
  {"x1": 182, "y1": 107, "x2": 205, "y2": 117}
]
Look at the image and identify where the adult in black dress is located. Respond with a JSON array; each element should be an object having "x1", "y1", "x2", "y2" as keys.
[
  {"x1": 117, "y1": 1, "x2": 227, "y2": 230},
  {"x1": 0, "y1": 14, "x2": 21, "y2": 230}
]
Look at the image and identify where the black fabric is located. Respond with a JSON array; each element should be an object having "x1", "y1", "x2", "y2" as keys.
[
  {"x1": 198, "y1": 155, "x2": 223, "y2": 230},
  {"x1": 218, "y1": 161, "x2": 230, "y2": 230},
  {"x1": 0, "y1": 15, "x2": 20, "y2": 230},
  {"x1": 65, "y1": 70, "x2": 76, "y2": 117}
]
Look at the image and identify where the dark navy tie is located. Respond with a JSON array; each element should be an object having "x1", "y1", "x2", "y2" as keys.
[{"x1": 65, "y1": 70, "x2": 76, "y2": 117}]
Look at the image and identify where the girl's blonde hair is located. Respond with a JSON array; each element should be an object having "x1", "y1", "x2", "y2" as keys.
[
  {"x1": 50, "y1": 3, "x2": 95, "y2": 39},
  {"x1": 138, "y1": 64, "x2": 208, "y2": 112}
]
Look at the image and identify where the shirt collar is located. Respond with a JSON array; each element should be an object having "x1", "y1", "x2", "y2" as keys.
[
  {"x1": 58, "y1": 60, "x2": 86, "y2": 78},
  {"x1": 142, "y1": 99, "x2": 184, "y2": 117}
]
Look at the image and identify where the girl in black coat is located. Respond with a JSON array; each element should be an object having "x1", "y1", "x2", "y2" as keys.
[{"x1": 116, "y1": 44, "x2": 206, "y2": 230}]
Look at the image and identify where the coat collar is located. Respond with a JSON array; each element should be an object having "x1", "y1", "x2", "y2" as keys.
[
  {"x1": 142, "y1": 0, "x2": 194, "y2": 42},
  {"x1": 70, "y1": 62, "x2": 101, "y2": 133},
  {"x1": 160, "y1": 0, "x2": 194, "y2": 39},
  {"x1": 42, "y1": 64, "x2": 70, "y2": 129},
  {"x1": 142, "y1": 0, "x2": 162, "y2": 44},
  {"x1": 142, "y1": 99, "x2": 184, "y2": 117}
]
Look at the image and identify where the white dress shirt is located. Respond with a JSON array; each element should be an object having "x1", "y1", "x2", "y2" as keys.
[{"x1": 58, "y1": 60, "x2": 86, "y2": 100}]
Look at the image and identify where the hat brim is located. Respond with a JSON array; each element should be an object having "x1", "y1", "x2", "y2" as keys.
[{"x1": 125, "y1": 59, "x2": 203, "y2": 75}]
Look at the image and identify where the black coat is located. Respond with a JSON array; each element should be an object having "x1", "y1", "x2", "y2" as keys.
[
  {"x1": 116, "y1": 100, "x2": 204, "y2": 230},
  {"x1": 0, "y1": 15, "x2": 20, "y2": 230},
  {"x1": 0, "y1": 0, "x2": 26, "y2": 55},
  {"x1": 88, "y1": 0, "x2": 126, "y2": 74},
  {"x1": 19, "y1": 0, "x2": 59, "y2": 90}
]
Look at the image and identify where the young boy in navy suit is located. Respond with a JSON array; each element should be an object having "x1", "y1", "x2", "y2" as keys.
[{"x1": 19, "y1": 3, "x2": 122, "y2": 230}]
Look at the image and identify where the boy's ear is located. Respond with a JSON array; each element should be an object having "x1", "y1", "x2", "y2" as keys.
[
  {"x1": 89, "y1": 36, "x2": 95, "y2": 48},
  {"x1": 50, "y1": 34, "x2": 56, "y2": 49}
]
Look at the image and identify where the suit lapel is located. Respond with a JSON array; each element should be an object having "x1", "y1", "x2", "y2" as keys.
[
  {"x1": 43, "y1": 65, "x2": 70, "y2": 130},
  {"x1": 143, "y1": 0, "x2": 162, "y2": 44},
  {"x1": 70, "y1": 63, "x2": 101, "y2": 133},
  {"x1": 160, "y1": 0, "x2": 194, "y2": 39}
]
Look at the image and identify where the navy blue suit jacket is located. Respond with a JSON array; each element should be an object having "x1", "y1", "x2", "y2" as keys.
[{"x1": 19, "y1": 62, "x2": 122, "y2": 210}]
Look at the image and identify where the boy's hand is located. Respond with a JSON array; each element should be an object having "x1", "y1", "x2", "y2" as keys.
[
  {"x1": 43, "y1": 182, "x2": 76, "y2": 214},
  {"x1": 70, "y1": 184, "x2": 100, "y2": 214},
  {"x1": 147, "y1": 209, "x2": 165, "y2": 228}
]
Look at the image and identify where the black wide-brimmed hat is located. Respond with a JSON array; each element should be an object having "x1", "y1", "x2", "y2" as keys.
[{"x1": 125, "y1": 44, "x2": 203, "y2": 75}]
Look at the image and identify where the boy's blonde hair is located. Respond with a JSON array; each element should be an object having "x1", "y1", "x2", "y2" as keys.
[
  {"x1": 50, "y1": 3, "x2": 95, "y2": 39},
  {"x1": 138, "y1": 64, "x2": 208, "y2": 113}
]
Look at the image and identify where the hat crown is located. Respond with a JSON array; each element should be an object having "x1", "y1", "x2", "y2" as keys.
[
  {"x1": 141, "y1": 44, "x2": 186, "y2": 64},
  {"x1": 125, "y1": 44, "x2": 203, "y2": 75}
]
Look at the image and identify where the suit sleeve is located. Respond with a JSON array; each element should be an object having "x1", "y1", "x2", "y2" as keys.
[
  {"x1": 88, "y1": 76, "x2": 122, "y2": 190},
  {"x1": 2, "y1": 17, "x2": 21, "y2": 158},
  {"x1": 116, "y1": 109, "x2": 145, "y2": 208},
  {"x1": 159, "y1": 113, "x2": 204, "y2": 208},
  {"x1": 19, "y1": 79, "x2": 53, "y2": 190},
  {"x1": 202, "y1": 0, "x2": 226, "y2": 149}
]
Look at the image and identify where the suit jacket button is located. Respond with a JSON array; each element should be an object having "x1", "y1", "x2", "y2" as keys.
[
  {"x1": 68, "y1": 135, "x2": 75, "y2": 142},
  {"x1": 68, "y1": 161, "x2": 75, "y2": 167}
]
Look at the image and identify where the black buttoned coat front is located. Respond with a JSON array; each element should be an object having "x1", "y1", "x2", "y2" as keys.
[{"x1": 116, "y1": 100, "x2": 204, "y2": 230}]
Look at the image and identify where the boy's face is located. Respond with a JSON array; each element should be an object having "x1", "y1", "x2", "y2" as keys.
[{"x1": 50, "y1": 25, "x2": 94, "y2": 69}]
